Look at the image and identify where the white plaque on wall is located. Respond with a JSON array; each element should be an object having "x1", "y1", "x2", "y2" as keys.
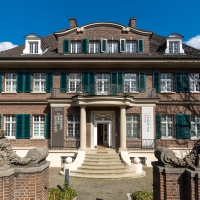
[{"x1": 142, "y1": 107, "x2": 154, "y2": 140}]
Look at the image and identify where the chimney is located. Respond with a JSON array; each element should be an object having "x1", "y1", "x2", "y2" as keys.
[
  {"x1": 129, "y1": 18, "x2": 136, "y2": 28},
  {"x1": 69, "y1": 18, "x2": 78, "y2": 29}
]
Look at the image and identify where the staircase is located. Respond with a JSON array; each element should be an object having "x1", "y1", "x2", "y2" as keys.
[{"x1": 70, "y1": 148, "x2": 146, "y2": 179}]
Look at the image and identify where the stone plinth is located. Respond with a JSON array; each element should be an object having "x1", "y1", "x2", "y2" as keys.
[{"x1": 0, "y1": 161, "x2": 50, "y2": 200}]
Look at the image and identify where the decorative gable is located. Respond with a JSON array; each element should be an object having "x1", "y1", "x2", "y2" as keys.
[
  {"x1": 23, "y1": 34, "x2": 43, "y2": 54},
  {"x1": 165, "y1": 33, "x2": 184, "y2": 54}
]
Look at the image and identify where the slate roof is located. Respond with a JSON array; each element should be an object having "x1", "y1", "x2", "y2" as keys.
[{"x1": 0, "y1": 30, "x2": 200, "y2": 60}]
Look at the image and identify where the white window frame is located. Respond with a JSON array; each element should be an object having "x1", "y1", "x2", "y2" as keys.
[
  {"x1": 191, "y1": 116, "x2": 200, "y2": 138},
  {"x1": 190, "y1": 74, "x2": 200, "y2": 92},
  {"x1": 34, "y1": 73, "x2": 45, "y2": 92},
  {"x1": 160, "y1": 73, "x2": 173, "y2": 92},
  {"x1": 126, "y1": 114, "x2": 139, "y2": 138},
  {"x1": 69, "y1": 74, "x2": 81, "y2": 93},
  {"x1": 161, "y1": 115, "x2": 173, "y2": 138},
  {"x1": 89, "y1": 42, "x2": 100, "y2": 53},
  {"x1": 169, "y1": 41, "x2": 180, "y2": 53},
  {"x1": 4, "y1": 115, "x2": 16, "y2": 138},
  {"x1": 29, "y1": 42, "x2": 38, "y2": 54},
  {"x1": 67, "y1": 114, "x2": 80, "y2": 138},
  {"x1": 124, "y1": 73, "x2": 137, "y2": 92},
  {"x1": 33, "y1": 115, "x2": 45, "y2": 138},
  {"x1": 71, "y1": 42, "x2": 81, "y2": 53},
  {"x1": 5, "y1": 73, "x2": 16, "y2": 92},
  {"x1": 126, "y1": 41, "x2": 136, "y2": 53},
  {"x1": 96, "y1": 74, "x2": 109, "y2": 95},
  {"x1": 107, "y1": 41, "x2": 118, "y2": 53}
]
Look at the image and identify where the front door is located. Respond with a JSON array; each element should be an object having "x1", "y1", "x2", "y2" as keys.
[{"x1": 97, "y1": 124, "x2": 103, "y2": 145}]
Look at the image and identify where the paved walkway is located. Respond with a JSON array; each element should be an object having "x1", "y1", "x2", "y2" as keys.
[{"x1": 49, "y1": 167, "x2": 153, "y2": 200}]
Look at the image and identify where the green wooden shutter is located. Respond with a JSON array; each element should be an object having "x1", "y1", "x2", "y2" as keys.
[
  {"x1": 88, "y1": 72, "x2": 96, "y2": 95},
  {"x1": 45, "y1": 114, "x2": 50, "y2": 139},
  {"x1": 60, "y1": 73, "x2": 68, "y2": 93},
  {"x1": 175, "y1": 72, "x2": 182, "y2": 92},
  {"x1": 24, "y1": 73, "x2": 31, "y2": 93},
  {"x1": 156, "y1": 114, "x2": 161, "y2": 139},
  {"x1": 24, "y1": 114, "x2": 30, "y2": 138},
  {"x1": 118, "y1": 72, "x2": 124, "y2": 92},
  {"x1": 153, "y1": 72, "x2": 160, "y2": 93},
  {"x1": 16, "y1": 114, "x2": 23, "y2": 139},
  {"x1": 110, "y1": 72, "x2": 117, "y2": 95},
  {"x1": 138, "y1": 72, "x2": 146, "y2": 93},
  {"x1": 176, "y1": 114, "x2": 183, "y2": 139},
  {"x1": 81, "y1": 38, "x2": 88, "y2": 53},
  {"x1": 17, "y1": 73, "x2": 24, "y2": 93},
  {"x1": 101, "y1": 38, "x2": 107, "y2": 52},
  {"x1": 46, "y1": 73, "x2": 53, "y2": 93},
  {"x1": 0, "y1": 73, "x2": 2, "y2": 92},
  {"x1": 82, "y1": 72, "x2": 89, "y2": 93},
  {"x1": 183, "y1": 72, "x2": 190, "y2": 92},
  {"x1": 138, "y1": 39, "x2": 144, "y2": 53},
  {"x1": 63, "y1": 39, "x2": 70, "y2": 54},
  {"x1": 120, "y1": 39, "x2": 126, "y2": 53},
  {"x1": 183, "y1": 114, "x2": 191, "y2": 139}
]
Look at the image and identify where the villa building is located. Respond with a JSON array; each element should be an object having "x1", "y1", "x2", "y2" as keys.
[{"x1": 0, "y1": 18, "x2": 200, "y2": 167}]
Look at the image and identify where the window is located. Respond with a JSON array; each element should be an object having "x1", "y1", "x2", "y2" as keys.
[
  {"x1": 191, "y1": 116, "x2": 200, "y2": 138},
  {"x1": 34, "y1": 73, "x2": 45, "y2": 92},
  {"x1": 161, "y1": 73, "x2": 173, "y2": 92},
  {"x1": 89, "y1": 42, "x2": 100, "y2": 53},
  {"x1": 69, "y1": 74, "x2": 81, "y2": 92},
  {"x1": 107, "y1": 41, "x2": 118, "y2": 53},
  {"x1": 29, "y1": 42, "x2": 38, "y2": 54},
  {"x1": 124, "y1": 74, "x2": 137, "y2": 92},
  {"x1": 190, "y1": 74, "x2": 200, "y2": 92},
  {"x1": 126, "y1": 41, "x2": 136, "y2": 53},
  {"x1": 5, "y1": 73, "x2": 16, "y2": 92},
  {"x1": 71, "y1": 42, "x2": 81, "y2": 53},
  {"x1": 96, "y1": 74, "x2": 109, "y2": 94},
  {"x1": 126, "y1": 114, "x2": 139, "y2": 138},
  {"x1": 4, "y1": 115, "x2": 16, "y2": 137},
  {"x1": 67, "y1": 115, "x2": 80, "y2": 138},
  {"x1": 33, "y1": 115, "x2": 45, "y2": 138},
  {"x1": 169, "y1": 42, "x2": 179, "y2": 53},
  {"x1": 161, "y1": 115, "x2": 173, "y2": 138}
]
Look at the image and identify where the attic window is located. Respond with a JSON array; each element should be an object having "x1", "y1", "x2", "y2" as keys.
[
  {"x1": 169, "y1": 42, "x2": 179, "y2": 53},
  {"x1": 30, "y1": 42, "x2": 38, "y2": 54}
]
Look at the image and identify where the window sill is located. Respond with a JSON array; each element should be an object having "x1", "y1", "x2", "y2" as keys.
[
  {"x1": 30, "y1": 138, "x2": 46, "y2": 140},
  {"x1": 160, "y1": 138, "x2": 176, "y2": 140},
  {"x1": 160, "y1": 92, "x2": 175, "y2": 94},
  {"x1": 190, "y1": 138, "x2": 200, "y2": 140},
  {"x1": 7, "y1": 137, "x2": 16, "y2": 140},
  {"x1": 190, "y1": 91, "x2": 200, "y2": 93},
  {"x1": 1, "y1": 92, "x2": 17, "y2": 94},
  {"x1": 31, "y1": 92, "x2": 46, "y2": 94}
]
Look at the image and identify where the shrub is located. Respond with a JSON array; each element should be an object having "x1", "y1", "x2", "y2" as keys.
[
  {"x1": 48, "y1": 181, "x2": 77, "y2": 200},
  {"x1": 131, "y1": 190, "x2": 153, "y2": 200}
]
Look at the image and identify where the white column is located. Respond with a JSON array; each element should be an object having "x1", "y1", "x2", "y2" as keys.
[
  {"x1": 120, "y1": 106, "x2": 127, "y2": 150},
  {"x1": 79, "y1": 106, "x2": 86, "y2": 150}
]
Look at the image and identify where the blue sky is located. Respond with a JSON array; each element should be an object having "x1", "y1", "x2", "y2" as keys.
[{"x1": 1, "y1": 0, "x2": 200, "y2": 50}]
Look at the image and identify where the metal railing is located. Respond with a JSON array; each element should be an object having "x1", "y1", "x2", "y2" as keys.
[
  {"x1": 50, "y1": 85, "x2": 157, "y2": 98},
  {"x1": 128, "y1": 139, "x2": 158, "y2": 149}
]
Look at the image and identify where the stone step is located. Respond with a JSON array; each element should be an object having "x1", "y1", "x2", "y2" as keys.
[
  {"x1": 83, "y1": 160, "x2": 122, "y2": 164},
  {"x1": 84, "y1": 157, "x2": 120, "y2": 162},
  {"x1": 71, "y1": 169, "x2": 132, "y2": 175},
  {"x1": 79, "y1": 165, "x2": 126, "y2": 170},
  {"x1": 86, "y1": 154, "x2": 119, "y2": 157},
  {"x1": 70, "y1": 171, "x2": 146, "y2": 179},
  {"x1": 81, "y1": 162, "x2": 123, "y2": 166},
  {"x1": 76, "y1": 167, "x2": 129, "y2": 172}
]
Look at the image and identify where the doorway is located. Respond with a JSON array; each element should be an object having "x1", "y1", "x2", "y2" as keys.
[{"x1": 97, "y1": 124, "x2": 108, "y2": 147}]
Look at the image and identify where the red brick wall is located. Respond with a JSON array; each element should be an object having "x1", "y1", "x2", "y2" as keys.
[{"x1": 0, "y1": 166, "x2": 49, "y2": 200}]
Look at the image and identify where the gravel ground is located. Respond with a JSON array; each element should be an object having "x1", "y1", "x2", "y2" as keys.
[{"x1": 49, "y1": 167, "x2": 153, "y2": 200}]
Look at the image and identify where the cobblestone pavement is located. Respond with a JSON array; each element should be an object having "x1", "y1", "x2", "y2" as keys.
[{"x1": 49, "y1": 167, "x2": 153, "y2": 200}]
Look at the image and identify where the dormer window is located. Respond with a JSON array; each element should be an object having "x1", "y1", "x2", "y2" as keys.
[
  {"x1": 23, "y1": 34, "x2": 45, "y2": 55},
  {"x1": 30, "y1": 42, "x2": 38, "y2": 54},
  {"x1": 165, "y1": 33, "x2": 184, "y2": 54}
]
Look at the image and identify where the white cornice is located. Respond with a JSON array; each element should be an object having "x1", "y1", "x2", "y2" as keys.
[{"x1": 55, "y1": 22, "x2": 152, "y2": 36}]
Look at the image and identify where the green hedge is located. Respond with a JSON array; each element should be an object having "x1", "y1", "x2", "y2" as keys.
[
  {"x1": 131, "y1": 190, "x2": 153, "y2": 200},
  {"x1": 48, "y1": 181, "x2": 77, "y2": 200}
]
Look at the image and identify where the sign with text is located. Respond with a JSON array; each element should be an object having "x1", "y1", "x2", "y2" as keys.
[
  {"x1": 142, "y1": 107, "x2": 154, "y2": 140},
  {"x1": 52, "y1": 107, "x2": 64, "y2": 147}
]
